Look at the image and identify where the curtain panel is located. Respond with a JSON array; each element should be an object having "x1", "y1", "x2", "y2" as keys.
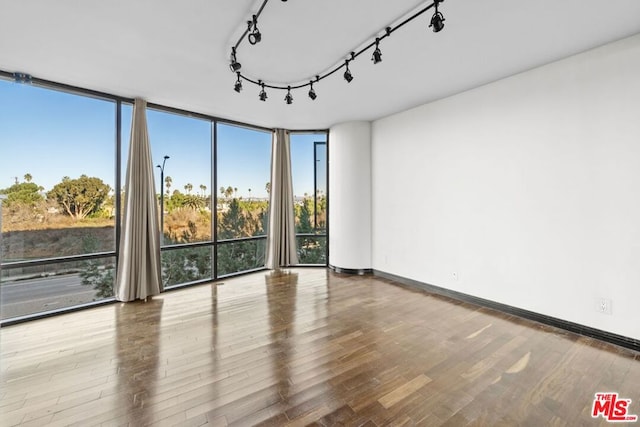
[
  {"x1": 265, "y1": 129, "x2": 299, "y2": 269},
  {"x1": 115, "y1": 98, "x2": 163, "y2": 301}
]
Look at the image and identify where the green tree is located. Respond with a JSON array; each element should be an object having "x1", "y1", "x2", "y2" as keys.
[
  {"x1": 79, "y1": 235, "x2": 114, "y2": 298},
  {"x1": 216, "y1": 239, "x2": 265, "y2": 276},
  {"x1": 0, "y1": 181, "x2": 44, "y2": 207},
  {"x1": 294, "y1": 195, "x2": 327, "y2": 264},
  {"x1": 80, "y1": 262, "x2": 114, "y2": 299},
  {"x1": 218, "y1": 198, "x2": 247, "y2": 239},
  {"x1": 166, "y1": 189, "x2": 185, "y2": 212},
  {"x1": 296, "y1": 198, "x2": 314, "y2": 233},
  {"x1": 215, "y1": 194, "x2": 269, "y2": 275},
  {"x1": 24, "y1": 173, "x2": 33, "y2": 183},
  {"x1": 48, "y1": 175, "x2": 111, "y2": 220},
  {"x1": 224, "y1": 186, "x2": 235, "y2": 198},
  {"x1": 160, "y1": 233, "x2": 211, "y2": 286}
]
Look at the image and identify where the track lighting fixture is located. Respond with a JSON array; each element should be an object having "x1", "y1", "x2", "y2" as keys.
[
  {"x1": 248, "y1": 15, "x2": 262, "y2": 45},
  {"x1": 13, "y1": 72, "x2": 32, "y2": 84},
  {"x1": 230, "y1": 0, "x2": 447, "y2": 103},
  {"x1": 284, "y1": 86, "x2": 293, "y2": 104},
  {"x1": 229, "y1": 47, "x2": 241, "y2": 72},
  {"x1": 343, "y1": 61, "x2": 353, "y2": 83},
  {"x1": 308, "y1": 81, "x2": 317, "y2": 100},
  {"x1": 429, "y1": 0, "x2": 445, "y2": 33},
  {"x1": 372, "y1": 38, "x2": 382, "y2": 64},
  {"x1": 258, "y1": 81, "x2": 268, "y2": 101},
  {"x1": 234, "y1": 73, "x2": 243, "y2": 92}
]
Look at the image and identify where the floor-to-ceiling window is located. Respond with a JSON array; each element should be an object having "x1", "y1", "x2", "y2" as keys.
[
  {"x1": 290, "y1": 132, "x2": 328, "y2": 264},
  {"x1": 0, "y1": 74, "x2": 328, "y2": 322},
  {"x1": 0, "y1": 79, "x2": 119, "y2": 319},
  {"x1": 216, "y1": 123, "x2": 272, "y2": 276}
]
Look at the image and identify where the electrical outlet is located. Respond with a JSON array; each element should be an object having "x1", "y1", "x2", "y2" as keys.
[{"x1": 595, "y1": 298, "x2": 613, "y2": 315}]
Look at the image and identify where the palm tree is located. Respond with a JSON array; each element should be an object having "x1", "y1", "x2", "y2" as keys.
[
  {"x1": 184, "y1": 183, "x2": 193, "y2": 194},
  {"x1": 224, "y1": 186, "x2": 234, "y2": 198},
  {"x1": 199, "y1": 184, "x2": 207, "y2": 196},
  {"x1": 184, "y1": 195, "x2": 204, "y2": 210},
  {"x1": 24, "y1": 173, "x2": 33, "y2": 183}
]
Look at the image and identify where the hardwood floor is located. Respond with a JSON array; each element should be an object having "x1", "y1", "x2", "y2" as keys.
[{"x1": 1, "y1": 268, "x2": 639, "y2": 426}]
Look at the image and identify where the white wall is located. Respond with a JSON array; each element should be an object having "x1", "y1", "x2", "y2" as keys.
[
  {"x1": 371, "y1": 34, "x2": 640, "y2": 340},
  {"x1": 329, "y1": 121, "x2": 372, "y2": 270}
]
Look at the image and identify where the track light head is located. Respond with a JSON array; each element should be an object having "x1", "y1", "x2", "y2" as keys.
[
  {"x1": 285, "y1": 86, "x2": 293, "y2": 104},
  {"x1": 372, "y1": 39, "x2": 382, "y2": 64},
  {"x1": 248, "y1": 15, "x2": 262, "y2": 45},
  {"x1": 248, "y1": 29, "x2": 262, "y2": 45},
  {"x1": 258, "y1": 81, "x2": 268, "y2": 101},
  {"x1": 430, "y1": 12, "x2": 444, "y2": 32},
  {"x1": 372, "y1": 48, "x2": 382, "y2": 64},
  {"x1": 230, "y1": 61, "x2": 242, "y2": 72},
  {"x1": 234, "y1": 73, "x2": 242, "y2": 93},
  {"x1": 229, "y1": 47, "x2": 241, "y2": 72},
  {"x1": 429, "y1": 1, "x2": 445, "y2": 33},
  {"x1": 308, "y1": 81, "x2": 317, "y2": 100},
  {"x1": 343, "y1": 61, "x2": 353, "y2": 83}
]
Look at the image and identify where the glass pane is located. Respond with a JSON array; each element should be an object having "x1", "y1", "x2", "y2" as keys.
[
  {"x1": 290, "y1": 133, "x2": 327, "y2": 233},
  {"x1": 161, "y1": 246, "x2": 212, "y2": 287},
  {"x1": 0, "y1": 81, "x2": 116, "y2": 260},
  {"x1": 1, "y1": 256, "x2": 116, "y2": 319},
  {"x1": 121, "y1": 106, "x2": 212, "y2": 245},
  {"x1": 216, "y1": 124, "x2": 271, "y2": 239},
  {"x1": 296, "y1": 235, "x2": 327, "y2": 265},
  {"x1": 314, "y1": 140, "x2": 327, "y2": 232},
  {"x1": 290, "y1": 132, "x2": 328, "y2": 265},
  {"x1": 217, "y1": 238, "x2": 266, "y2": 276}
]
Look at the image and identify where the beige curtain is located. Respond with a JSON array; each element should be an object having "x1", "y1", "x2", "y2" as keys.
[
  {"x1": 115, "y1": 98, "x2": 163, "y2": 301},
  {"x1": 265, "y1": 129, "x2": 299, "y2": 269}
]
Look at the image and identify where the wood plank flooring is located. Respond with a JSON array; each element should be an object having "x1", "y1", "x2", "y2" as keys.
[{"x1": 1, "y1": 268, "x2": 639, "y2": 426}]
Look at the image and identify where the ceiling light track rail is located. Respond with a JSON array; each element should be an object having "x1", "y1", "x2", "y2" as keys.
[{"x1": 229, "y1": 0, "x2": 445, "y2": 103}]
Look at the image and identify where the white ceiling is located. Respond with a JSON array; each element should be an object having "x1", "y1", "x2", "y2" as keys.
[{"x1": 1, "y1": 0, "x2": 640, "y2": 129}]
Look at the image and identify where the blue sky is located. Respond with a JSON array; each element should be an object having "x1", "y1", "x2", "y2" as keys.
[{"x1": 0, "y1": 79, "x2": 326, "y2": 199}]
